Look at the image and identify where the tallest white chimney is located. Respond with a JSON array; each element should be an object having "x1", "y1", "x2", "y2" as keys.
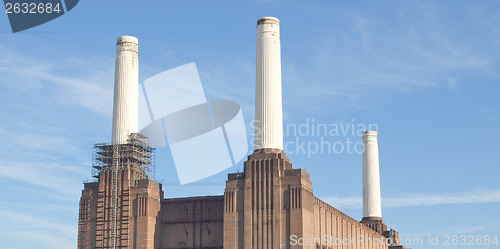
[
  {"x1": 255, "y1": 17, "x2": 283, "y2": 152},
  {"x1": 111, "y1": 36, "x2": 139, "y2": 144}
]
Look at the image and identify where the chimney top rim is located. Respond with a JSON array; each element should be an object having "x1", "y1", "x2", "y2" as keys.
[
  {"x1": 363, "y1": 131, "x2": 378, "y2": 136},
  {"x1": 117, "y1": 36, "x2": 138, "y2": 45},
  {"x1": 257, "y1": 16, "x2": 280, "y2": 25}
]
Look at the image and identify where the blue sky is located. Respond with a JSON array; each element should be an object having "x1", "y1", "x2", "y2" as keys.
[{"x1": 1, "y1": 0, "x2": 499, "y2": 248}]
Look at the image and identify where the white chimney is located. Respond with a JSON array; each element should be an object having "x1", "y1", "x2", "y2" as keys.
[
  {"x1": 363, "y1": 131, "x2": 382, "y2": 218},
  {"x1": 111, "y1": 36, "x2": 139, "y2": 144},
  {"x1": 255, "y1": 17, "x2": 283, "y2": 152}
]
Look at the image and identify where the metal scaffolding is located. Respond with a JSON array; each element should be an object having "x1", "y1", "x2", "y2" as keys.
[
  {"x1": 92, "y1": 133, "x2": 156, "y2": 181},
  {"x1": 91, "y1": 133, "x2": 155, "y2": 249}
]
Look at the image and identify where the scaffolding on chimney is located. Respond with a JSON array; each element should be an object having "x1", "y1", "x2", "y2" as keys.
[
  {"x1": 91, "y1": 133, "x2": 155, "y2": 248},
  {"x1": 92, "y1": 133, "x2": 156, "y2": 182}
]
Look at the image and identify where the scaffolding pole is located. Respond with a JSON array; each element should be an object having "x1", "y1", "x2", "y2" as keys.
[{"x1": 110, "y1": 144, "x2": 119, "y2": 249}]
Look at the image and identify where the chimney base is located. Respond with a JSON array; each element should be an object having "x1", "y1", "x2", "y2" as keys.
[
  {"x1": 361, "y1": 216, "x2": 387, "y2": 234},
  {"x1": 253, "y1": 148, "x2": 284, "y2": 154}
]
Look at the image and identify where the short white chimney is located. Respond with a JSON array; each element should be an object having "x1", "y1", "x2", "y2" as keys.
[{"x1": 363, "y1": 131, "x2": 382, "y2": 218}]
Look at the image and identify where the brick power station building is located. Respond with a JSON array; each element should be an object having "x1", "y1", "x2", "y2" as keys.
[{"x1": 77, "y1": 17, "x2": 405, "y2": 249}]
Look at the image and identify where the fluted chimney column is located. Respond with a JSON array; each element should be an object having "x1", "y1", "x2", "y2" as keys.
[
  {"x1": 112, "y1": 36, "x2": 139, "y2": 144},
  {"x1": 363, "y1": 131, "x2": 382, "y2": 217},
  {"x1": 255, "y1": 17, "x2": 283, "y2": 152},
  {"x1": 361, "y1": 131, "x2": 387, "y2": 234}
]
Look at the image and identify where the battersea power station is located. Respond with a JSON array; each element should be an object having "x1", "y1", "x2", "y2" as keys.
[{"x1": 77, "y1": 17, "x2": 406, "y2": 249}]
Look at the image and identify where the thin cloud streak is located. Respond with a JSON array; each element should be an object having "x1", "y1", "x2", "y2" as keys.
[
  {"x1": 405, "y1": 225, "x2": 486, "y2": 238},
  {"x1": 0, "y1": 160, "x2": 87, "y2": 198},
  {"x1": 323, "y1": 189, "x2": 500, "y2": 209}
]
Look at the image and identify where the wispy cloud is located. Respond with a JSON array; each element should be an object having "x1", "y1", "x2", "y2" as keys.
[
  {"x1": 323, "y1": 189, "x2": 500, "y2": 209},
  {"x1": 0, "y1": 45, "x2": 114, "y2": 116},
  {"x1": 281, "y1": 2, "x2": 500, "y2": 114},
  {"x1": 0, "y1": 41, "x2": 114, "y2": 249},
  {"x1": 0, "y1": 131, "x2": 90, "y2": 200},
  {"x1": 0, "y1": 44, "x2": 110, "y2": 200},
  {"x1": 0, "y1": 160, "x2": 87, "y2": 198},
  {"x1": 2, "y1": 132, "x2": 83, "y2": 158},
  {"x1": 0, "y1": 210, "x2": 76, "y2": 249}
]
